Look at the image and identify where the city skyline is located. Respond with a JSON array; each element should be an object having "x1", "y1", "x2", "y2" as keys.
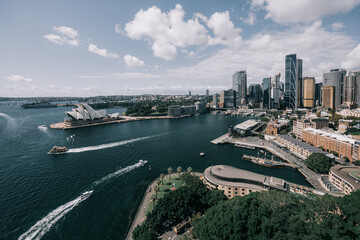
[{"x1": 1, "y1": 0, "x2": 360, "y2": 97}]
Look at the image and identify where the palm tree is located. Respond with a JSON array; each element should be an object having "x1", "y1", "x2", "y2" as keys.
[
  {"x1": 168, "y1": 167, "x2": 173, "y2": 180},
  {"x1": 187, "y1": 167, "x2": 192, "y2": 175},
  {"x1": 177, "y1": 166, "x2": 182, "y2": 177},
  {"x1": 151, "y1": 194, "x2": 156, "y2": 208},
  {"x1": 160, "y1": 174, "x2": 165, "y2": 185},
  {"x1": 156, "y1": 178, "x2": 161, "y2": 187},
  {"x1": 154, "y1": 185, "x2": 159, "y2": 199}
]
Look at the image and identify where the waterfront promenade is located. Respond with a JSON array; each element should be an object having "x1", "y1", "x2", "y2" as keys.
[
  {"x1": 50, "y1": 115, "x2": 189, "y2": 130},
  {"x1": 211, "y1": 135, "x2": 331, "y2": 193}
]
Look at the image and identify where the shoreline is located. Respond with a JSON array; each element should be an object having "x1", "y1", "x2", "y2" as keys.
[
  {"x1": 126, "y1": 172, "x2": 202, "y2": 240},
  {"x1": 50, "y1": 115, "x2": 191, "y2": 130}
]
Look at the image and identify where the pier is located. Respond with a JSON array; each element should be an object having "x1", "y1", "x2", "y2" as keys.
[
  {"x1": 242, "y1": 154, "x2": 297, "y2": 169},
  {"x1": 210, "y1": 134, "x2": 229, "y2": 144}
]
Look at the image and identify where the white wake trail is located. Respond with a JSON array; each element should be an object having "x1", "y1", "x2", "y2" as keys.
[
  {"x1": 37, "y1": 125, "x2": 48, "y2": 133},
  {"x1": 18, "y1": 160, "x2": 146, "y2": 240},
  {"x1": 0, "y1": 112, "x2": 16, "y2": 126},
  {"x1": 67, "y1": 136, "x2": 151, "y2": 153}
]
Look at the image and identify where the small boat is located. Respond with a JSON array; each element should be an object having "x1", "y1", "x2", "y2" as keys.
[
  {"x1": 200, "y1": 151, "x2": 205, "y2": 157},
  {"x1": 149, "y1": 164, "x2": 151, "y2": 170},
  {"x1": 139, "y1": 159, "x2": 148, "y2": 166},
  {"x1": 48, "y1": 146, "x2": 68, "y2": 154},
  {"x1": 80, "y1": 190, "x2": 93, "y2": 200}
]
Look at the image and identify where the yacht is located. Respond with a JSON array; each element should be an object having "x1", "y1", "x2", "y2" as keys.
[
  {"x1": 200, "y1": 151, "x2": 205, "y2": 157},
  {"x1": 48, "y1": 146, "x2": 68, "y2": 154},
  {"x1": 80, "y1": 190, "x2": 93, "y2": 200}
]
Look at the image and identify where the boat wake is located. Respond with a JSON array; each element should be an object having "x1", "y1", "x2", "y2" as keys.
[
  {"x1": 18, "y1": 160, "x2": 145, "y2": 240},
  {"x1": 37, "y1": 125, "x2": 48, "y2": 133},
  {"x1": 67, "y1": 135, "x2": 152, "y2": 153},
  {"x1": 0, "y1": 112, "x2": 16, "y2": 126}
]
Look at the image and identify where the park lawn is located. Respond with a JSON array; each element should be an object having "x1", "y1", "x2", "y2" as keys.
[{"x1": 145, "y1": 176, "x2": 184, "y2": 215}]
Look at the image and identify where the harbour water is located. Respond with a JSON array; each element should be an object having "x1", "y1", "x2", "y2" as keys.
[{"x1": 0, "y1": 103, "x2": 310, "y2": 240}]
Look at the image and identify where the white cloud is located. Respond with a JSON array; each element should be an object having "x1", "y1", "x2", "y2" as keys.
[
  {"x1": 6, "y1": 74, "x2": 32, "y2": 82},
  {"x1": 114, "y1": 23, "x2": 124, "y2": 34},
  {"x1": 332, "y1": 22, "x2": 344, "y2": 31},
  {"x1": 341, "y1": 44, "x2": 360, "y2": 69},
  {"x1": 88, "y1": 44, "x2": 119, "y2": 58},
  {"x1": 252, "y1": 0, "x2": 360, "y2": 24},
  {"x1": 124, "y1": 4, "x2": 209, "y2": 60},
  {"x1": 124, "y1": 54, "x2": 145, "y2": 67},
  {"x1": 44, "y1": 26, "x2": 80, "y2": 46},
  {"x1": 207, "y1": 11, "x2": 242, "y2": 46},
  {"x1": 53, "y1": 26, "x2": 79, "y2": 39},
  {"x1": 240, "y1": 11, "x2": 257, "y2": 25}
]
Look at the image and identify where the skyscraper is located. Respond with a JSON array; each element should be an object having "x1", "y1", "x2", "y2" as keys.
[
  {"x1": 232, "y1": 70, "x2": 247, "y2": 105},
  {"x1": 322, "y1": 86, "x2": 335, "y2": 109},
  {"x1": 262, "y1": 77, "x2": 271, "y2": 109},
  {"x1": 343, "y1": 71, "x2": 360, "y2": 106},
  {"x1": 220, "y1": 90, "x2": 236, "y2": 108},
  {"x1": 206, "y1": 89, "x2": 209, "y2": 97},
  {"x1": 249, "y1": 84, "x2": 261, "y2": 103},
  {"x1": 315, "y1": 83, "x2": 322, "y2": 106},
  {"x1": 323, "y1": 69, "x2": 346, "y2": 108},
  {"x1": 303, "y1": 77, "x2": 315, "y2": 108},
  {"x1": 285, "y1": 54, "x2": 302, "y2": 109}
]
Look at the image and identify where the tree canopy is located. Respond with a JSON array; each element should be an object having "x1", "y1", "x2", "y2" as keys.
[
  {"x1": 192, "y1": 190, "x2": 360, "y2": 240},
  {"x1": 304, "y1": 153, "x2": 332, "y2": 174}
]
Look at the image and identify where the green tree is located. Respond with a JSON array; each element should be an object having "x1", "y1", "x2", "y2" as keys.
[
  {"x1": 156, "y1": 178, "x2": 161, "y2": 187},
  {"x1": 177, "y1": 166, "x2": 182, "y2": 177},
  {"x1": 168, "y1": 167, "x2": 173, "y2": 180},
  {"x1": 354, "y1": 160, "x2": 360, "y2": 166},
  {"x1": 153, "y1": 185, "x2": 160, "y2": 199},
  {"x1": 160, "y1": 174, "x2": 165, "y2": 185},
  {"x1": 187, "y1": 167, "x2": 193, "y2": 175},
  {"x1": 304, "y1": 153, "x2": 332, "y2": 173},
  {"x1": 151, "y1": 193, "x2": 157, "y2": 208}
]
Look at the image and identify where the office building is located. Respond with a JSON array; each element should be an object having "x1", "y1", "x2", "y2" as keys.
[
  {"x1": 285, "y1": 54, "x2": 302, "y2": 109},
  {"x1": 232, "y1": 70, "x2": 247, "y2": 105},
  {"x1": 168, "y1": 105, "x2": 182, "y2": 117},
  {"x1": 212, "y1": 94, "x2": 219, "y2": 108},
  {"x1": 323, "y1": 69, "x2": 346, "y2": 107},
  {"x1": 343, "y1": 71, "x2": 360, "y2": 107},
  {"x1": 329, "y1": 165, "x2": 360, "y2": 195},
  {"x1": 219, "y1": 89, "x2": 236, "y2": 108},
  {"x1": 322, "y1": 86, "x2": 335, "y2": 109},
  {"x1": 303, "y1": 77, "x2": 315, "y2": 108},
  {"x1": 188, "y1": 91, "x2": 191, "y2": 96},
  {"x1": 263, "y1": 73, "x2": 281, "y2": 109},
  {"x1": 206, "y1": 89, "x2": 209, "y2": 97},
  {"x1": 249, "y1": 84, "x2": 261, "y2": 103},
  {"x1": 302, "y1": 128, "x2": 357, "y2": 162},
  {"x1": 203, "y1": 165, "x2": 288, "y2": 199},
  {"x1": 293, "y1": 117, "x2": 329, "y2": 139},
  {"x1": 315, "y1": 83, "x2": 322, "y2": 106}
]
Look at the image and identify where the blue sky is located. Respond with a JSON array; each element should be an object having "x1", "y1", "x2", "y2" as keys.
[{"x1": 1, "y1": 0, "x2": 360, "y2": 97}]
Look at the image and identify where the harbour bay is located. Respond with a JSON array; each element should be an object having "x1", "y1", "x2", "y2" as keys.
[{"x1": 0, "y1": 103, "x2": 310, "y2": 240}]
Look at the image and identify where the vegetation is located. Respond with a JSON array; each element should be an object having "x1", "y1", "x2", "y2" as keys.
[
  {"x1": 354, "y1": 160, "x2": 360, "y2": 166},
  {"x1": 304, "y1": 153, "x2": 333, "y2": 174},
  {"x1": 259, "y1": 116, "x2": 269, "y2": 122},
  {"x1": 329, "y1": 150, "x2": 339, "y2": 157},
  {"x1": 192, "y1": 190, "x2": 360, "y2": 240},
  {"x1": 345, "y1": 127, "x2": 360, "y2": 135},
  {"x1": 329, "y1": 114, "x2": 343, "y2": 125},
  {"x1": 133, "y1": 173, "x2": 227, "y2": 239},
  {"x1": 168, "y1": 167, "x2": 173, "y2": 179},
  {"x1": 125, "y1": 100, "x2": 197, "y2": 116}
]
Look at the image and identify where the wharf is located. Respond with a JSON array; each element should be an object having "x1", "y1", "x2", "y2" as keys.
[
  {"x1": 210, "y1": 134, "x2": 229, "y2": 144},
  {"x1": 243, "y1": 154, "x2": 297, "y2": 169},
  {"x1": 50, "y1": 115, "x2": 188, "y2": 130}
]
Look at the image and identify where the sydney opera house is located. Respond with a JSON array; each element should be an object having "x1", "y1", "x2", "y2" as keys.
[{"x1": 65, "y1": 103, "x2": 120, "y2": 123}]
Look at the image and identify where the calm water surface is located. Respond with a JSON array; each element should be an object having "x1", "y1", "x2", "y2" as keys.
[{"x1": 0, "y1": 103, "x2": 310, "y2": 240}]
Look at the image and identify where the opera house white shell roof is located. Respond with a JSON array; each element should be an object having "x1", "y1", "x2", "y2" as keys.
[{"x1": 66, "y1": 103, "x2": 109, "y2": 120}]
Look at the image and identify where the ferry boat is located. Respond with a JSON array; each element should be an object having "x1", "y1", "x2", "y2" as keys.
[
  {"x1": 200, "y1": 151, "x2": 205, "y2": 157},
  {"x1": 80, "y1": 190, "x2": 93, "y2": 200},
  {"x1": 48, "y1": 146, "x2": 68, "y2": 154}
]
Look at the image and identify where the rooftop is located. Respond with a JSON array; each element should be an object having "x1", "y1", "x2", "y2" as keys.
[
  {"x1": 234, "y1": 120, "x2": 260, "y2": 130},
  {"x1": 278, "y1": 134, "x2": 327, "y2": 154},
  {"x1": 330, "y1": 165, "x2": 360, "y2": 191},
  {"x1": 303, "y1": 128, "x2": 358, "y2": 144}
]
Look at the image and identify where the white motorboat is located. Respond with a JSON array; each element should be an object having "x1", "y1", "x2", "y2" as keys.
[{"x1": 80, "y1": 190, "x2": 93, "y2": 200}]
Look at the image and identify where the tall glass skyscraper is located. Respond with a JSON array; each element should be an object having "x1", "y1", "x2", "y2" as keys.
[
  {"x1": 232, "y1": 70, "x2": 247, "y2": 105},
  {"x1": 285, "y1": 54, "x2": 302, "y2": 109},
  {"x1": 262, "y1": 77, "x2": 271, "y2": 109},
  {"x1": 323, "y1": 69, "x2": 346, "y2": 108}
]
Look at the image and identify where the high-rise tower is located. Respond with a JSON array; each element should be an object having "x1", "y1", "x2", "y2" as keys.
[
  {"x1": 232, "y1": 70, "x2": 247, "y2": 106},
  {"x1": 285, "y1": 54, "x2": 302, "y2": 109}
]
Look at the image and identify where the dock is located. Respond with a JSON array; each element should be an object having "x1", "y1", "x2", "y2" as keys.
[
  {"x1": 210, "y1": 134, "x2": 229, "y2": 144},
  {"x1": 243, "y1": 154, "x2": 297, "y2": 169},
  {"x1": 235, "y1": 143, "x2": 255, "y2": 150}
]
